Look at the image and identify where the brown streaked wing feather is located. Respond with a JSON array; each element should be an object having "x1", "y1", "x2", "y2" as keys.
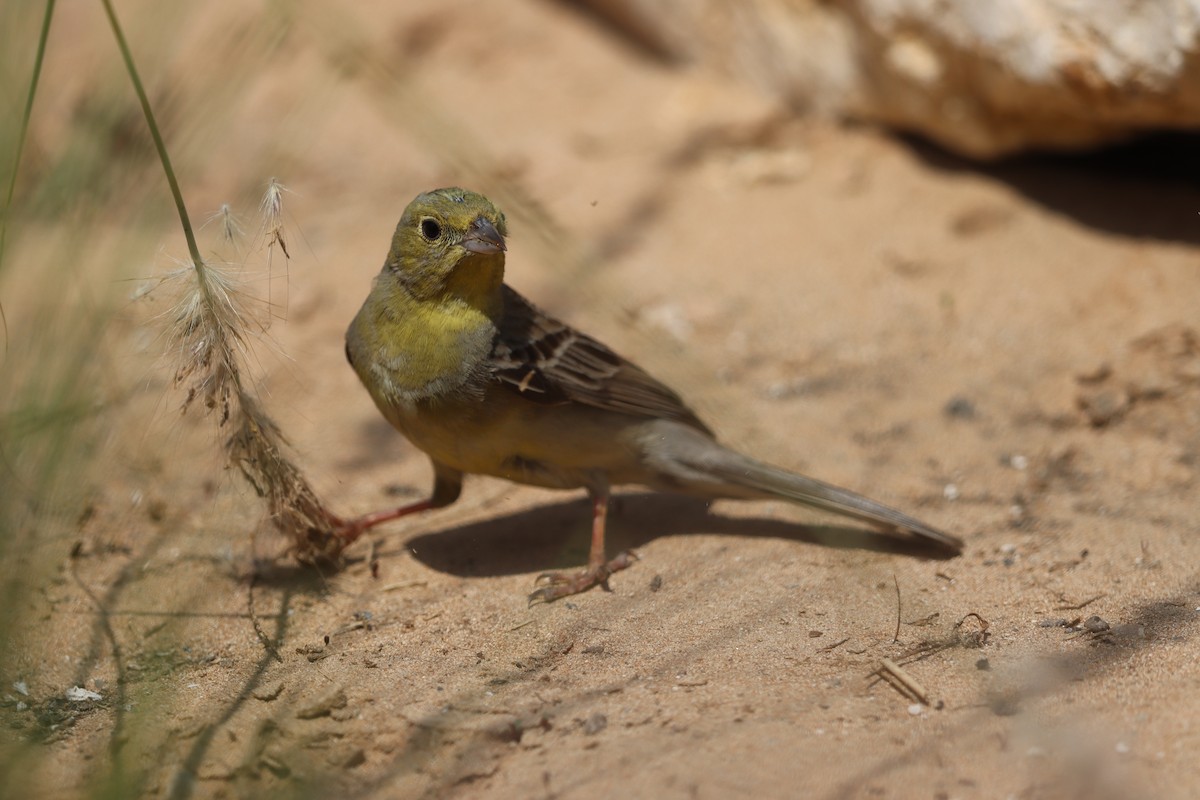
[{"x1": 492, "y1": 286, "x2": 712, "y2": 434}]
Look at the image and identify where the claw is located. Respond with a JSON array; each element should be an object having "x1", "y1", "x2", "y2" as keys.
[{"x1": 526, "y1": 550, "x2": 637, "y2": 605}]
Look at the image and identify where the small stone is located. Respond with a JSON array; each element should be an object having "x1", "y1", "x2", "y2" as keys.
[
  {"x1": 1115, "y1": 741, "x2": 1131, "y2": 754},
  {"x1": 943, "y1": 396, "x2": 976, "y2": 419},
  {"x1": 975, "y1": 658, "x2": 990, "y2": 671},
  {"x1": 583, "y1": 713, "x2": 607, "y2": 735},
  {"x1": 1083, "y1": 616, "x2": 1110, "y2": 633},
  {"x1": 260, "y1": 751, "x2": 290, "y2": 777},
  {"x1": 1075, "y1": 362, "x2": 1112, "y2": 384},
  {"x1": 907, "y1": 703, "x2": 924, "y2": 716},
  {"x1": 253, "y1": 682, "x2": 284, "y2": 702},
  {"x1": 1077, "y1": 388, "x2": 1129, "y2": 427},
  {"x1": 146, "y1": 498, "x2": 168, "y2": 522},
  {"x1": 296, "y1": 688, "x2": 348, "y2": 720},
  {"x1": 329, "y1": 744, "x2": 367, "y2": 768},
  {"x1": 649, "y1": 574, "x2": 663, "y2": 592},
  {"x1": 943, "y1": 484, "x2": 960, "y2": 501}
]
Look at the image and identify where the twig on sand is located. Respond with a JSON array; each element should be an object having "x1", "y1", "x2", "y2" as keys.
[{"x1": 876, "y1": 658, "x2": 929, "y2": 705}]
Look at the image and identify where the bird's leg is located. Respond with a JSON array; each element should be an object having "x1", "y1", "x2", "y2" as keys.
[
  {"x1": 327, "y1": 499, "x2": 436, "y2": 544},
  {"x1": 528, "y1": 486, "x2": 637, "y2": 604},
  {"x1": 328, "y1": 463, "x2": 462, "y2": 544}
]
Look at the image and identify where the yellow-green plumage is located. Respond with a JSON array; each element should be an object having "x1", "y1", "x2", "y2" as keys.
[{"x1": 343, "y1": 187, "x2": 961, "y2": 602}]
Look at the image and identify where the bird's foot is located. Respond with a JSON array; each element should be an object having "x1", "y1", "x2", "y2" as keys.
[
  {"x1": 528, "y1": 551, "x2": 638, "y2": 605},
  {"x1": 318, "y1": 510, "x2": 367, "y2": 544}
]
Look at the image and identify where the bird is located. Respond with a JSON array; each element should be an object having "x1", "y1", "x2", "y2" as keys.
[{"x1": 338, "y1": 187, "x2": 961, "y2": 603}]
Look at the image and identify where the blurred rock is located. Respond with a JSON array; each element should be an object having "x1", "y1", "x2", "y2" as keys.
[
  {"x1": 579, "y1": 0, "x2": 1200, "y2": 157},
  {"x1": 1077, "y1": 387, "x2": 1129, "y2": 427}
]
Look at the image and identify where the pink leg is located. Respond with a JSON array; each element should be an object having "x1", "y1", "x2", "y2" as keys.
[
  {"x1": 328, "y1": 498, "x2": 437, "y2": 544},
  {"x1": 528, "y1": 489, "x2": 637, "y2": 604},
  {"x1": 329, "y1": 462, "x2": 462, "y2": 543}
]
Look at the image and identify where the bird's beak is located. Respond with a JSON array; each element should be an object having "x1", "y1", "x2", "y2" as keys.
[{"x1": 461, "y1": 215, "x2": 506, "y2": 254}]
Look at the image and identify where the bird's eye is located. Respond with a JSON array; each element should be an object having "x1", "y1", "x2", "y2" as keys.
[{"x1": 420, "y1": 218, "x2": 442, "y2": 241}]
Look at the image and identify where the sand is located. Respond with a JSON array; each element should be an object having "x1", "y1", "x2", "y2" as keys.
[{"x1": 5, "y1": 1, "x2": 1199, "y2": 797}]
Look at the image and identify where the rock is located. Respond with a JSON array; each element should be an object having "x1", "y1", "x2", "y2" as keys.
[
  {"x1": 580, "y1": 0, "x2": 1200, "y2": 157},
  {"x1": 1077, "y1": 388, "x2": 1129, "y2": 427},
  {"x1": 583, "y1": 713, "x2": 608, "y2": 735},
  {"x1": 253, "y1": 681, "x2": 284, "y2": 702},
  {"x1": 296, "y1": 688, "x2": 348, "y2": 720}
]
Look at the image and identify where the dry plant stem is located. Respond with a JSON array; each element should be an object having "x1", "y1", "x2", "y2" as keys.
[
  {"x1": 101, "y1": 0, "x2": 344, "y2": 562},
  {"x1": 878, "y1": 658, "x2": 930, "y2": 705},
  {"x1": 892, "y1": 573, "x2": 901, "y2": 643},
  {"x1": 0, "y1": 0, "x2": 57, "y2": 350},
  {"x1": 99, "y1": 0, "x2": 200, "y2": 265}
]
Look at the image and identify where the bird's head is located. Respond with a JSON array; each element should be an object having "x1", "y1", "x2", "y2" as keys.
[{"x1": 384, "y1": 187, "x2": 508, "y2": 306}]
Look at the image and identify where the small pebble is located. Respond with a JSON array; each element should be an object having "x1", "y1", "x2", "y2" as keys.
[
  {"x1": 1083, "y1": 616, "x2": 1110, "y2": 633},
  {"x1": 907, "y1": 703, "x2": 924, "y2": 716},
  {"x1": 943, "y1": 396, "x2": 976, "y2": 419},
  {"x1": 943, "y1": 484, "x2": 960, "y2": 501},
  {"x1": 1115, "y1": 741, "x2": 1130, "y2": 754},
  {"x1": 1009, "y1": 454, "x2": 1028, "y2": 470},
  {"x1": 296, "y1": 687, "x2": 348, "y2": 720},
  {"x1": 583, "y1": 713, "x2": 607, "y2": 735},
  {"x1": 253, "y1": 682, "x2": 284, "y2": 702},
  {"x1": 66, "y1": 686, "x2": 102, "y2": 702},
  {"x1": 1077, "y1": 388, "x2": 1129, "y2": 427},
  {"x1": 1076, "y1": 362, "x2": 1112, "y2": 384}
]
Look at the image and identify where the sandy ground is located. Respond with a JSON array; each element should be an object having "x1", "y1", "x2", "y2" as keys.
[{"x1": 5, "y1": 1, "x2": 1200, "y2": 798}]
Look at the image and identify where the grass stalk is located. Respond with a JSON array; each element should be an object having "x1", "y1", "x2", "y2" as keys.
[
  {"x1": 100, "y1": 0, "x2": 344, "y2": 563},
  {"x1": 0, "y1": 0, "x2": 57, "y2": 349}
]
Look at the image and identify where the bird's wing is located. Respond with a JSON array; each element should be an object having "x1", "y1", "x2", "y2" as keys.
[{"x1": 491, "y1": 285, "x2": 713, "y2": 434}]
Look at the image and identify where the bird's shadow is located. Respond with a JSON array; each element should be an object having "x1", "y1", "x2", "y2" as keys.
[{"x1": 395, "y1": 493, "x2": 956, "y2": 578}]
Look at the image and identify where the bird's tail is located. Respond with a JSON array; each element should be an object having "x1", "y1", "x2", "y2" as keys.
[{"x1": 651, "y1": 425, "x2": 962, "y2": 550}]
